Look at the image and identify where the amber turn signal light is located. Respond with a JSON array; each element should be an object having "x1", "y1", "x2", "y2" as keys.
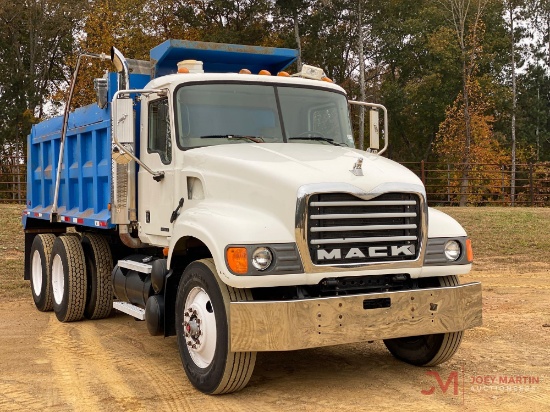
[
  {"x1": 466, "y1": 239, "x2": 474, "y2": 262},
  {"x1": 227, "y1": 247, "x2": 248, "y2": 274}
]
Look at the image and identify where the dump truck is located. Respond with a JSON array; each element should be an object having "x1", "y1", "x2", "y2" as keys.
[{"x1": 22, "y1": 39, "x2": 482, "y2": 394}]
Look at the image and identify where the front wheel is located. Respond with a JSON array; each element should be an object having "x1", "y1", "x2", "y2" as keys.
[
  {"x1": 175, "y1": 259, "x2": 256, "y2": 394},
  {"x1": 383, "y1": 275, "x2": 463, "y2": 366}
]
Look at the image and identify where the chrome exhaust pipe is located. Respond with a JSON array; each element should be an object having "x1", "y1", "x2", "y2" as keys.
[{"x1": 111, "y1": 46, "x2": 130, "y2": 90}]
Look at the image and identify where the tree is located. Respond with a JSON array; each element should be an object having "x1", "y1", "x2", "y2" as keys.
[
  {"x1": 516, "y1": 65, "x2": 550, "y2": 161},
  {"x1": 275, "y1": 0, "x2": 312, "y2": 71},
  {"x1": 0, "y1": 0, "x2": 84, "y2": 148},
  {"x1": 366, "y1": 1, "x2": 460, "y2": 161},
  {"x1": 434, "y1": 79, "x2": 509, "y2": 205},
  {"x1": 174, "y1": 0, "x2": 276, "y2": 46},
  {"x1": 525, "y1": 0, "x2": 550, "y2": 69},
  {"x1": 436, "y1": 0, "x2": 490, "y2": 205},
  {"x1": 357, "y1": 0, "x2": 367, "y2": 150},
  {"x1": 504, "y1": 0, "x2": 522, "y2": 204}
]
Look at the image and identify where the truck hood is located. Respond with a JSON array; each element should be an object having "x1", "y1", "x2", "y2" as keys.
[
  {"x1": 182, "y1": 143, "x2": 423, "y2": 195},
  {"x1": 180, "y1": 143, "x2": 424, "y2": 245}
]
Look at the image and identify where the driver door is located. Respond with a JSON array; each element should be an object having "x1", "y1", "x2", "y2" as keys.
[{"x1": 138, "y1": 95, "x2": 175, "y2": 242}]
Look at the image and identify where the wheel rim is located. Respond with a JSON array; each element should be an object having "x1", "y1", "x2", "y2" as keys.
[
  {"x1": 183, "y1": 286, "x2": 217, "y2": 368},
  {"x1": 51, "y1": 254, "x2": 64, "y2": 305},
  {"x1": 31, "y1": 250, "x2": 42, "y2": 296}
]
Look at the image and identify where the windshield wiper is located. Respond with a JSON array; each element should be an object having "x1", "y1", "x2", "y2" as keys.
[
  {"x1": 289, "y1": 136, "x2": 346, "y2": 147},
  {"x1": 200, "y1": 134, "x2": 264, "y2": 143}
]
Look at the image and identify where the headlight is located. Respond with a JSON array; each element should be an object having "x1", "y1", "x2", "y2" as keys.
[
  {"x1": 252, "y1": 247, "x2": 273, "y2": 271},
  {"x1": 444, "y1": 240, "x2": 461, "y2": 261}
]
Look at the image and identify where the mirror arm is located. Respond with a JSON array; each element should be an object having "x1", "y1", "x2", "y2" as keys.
[{"x1": 112, "y1": 89, "x2": 167, "y2": 181}]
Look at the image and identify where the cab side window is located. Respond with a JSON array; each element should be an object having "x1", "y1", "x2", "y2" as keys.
[{"x1": 148, "y1": 98, "x2": 171, "y2": 164}]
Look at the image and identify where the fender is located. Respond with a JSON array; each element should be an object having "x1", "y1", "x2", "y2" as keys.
[
  {"x1": 168, "y1": 200, "x2": 297, "y2": 288},
  {"x1": 427, "y1": 208, "x2": 468, "y2": 238}
]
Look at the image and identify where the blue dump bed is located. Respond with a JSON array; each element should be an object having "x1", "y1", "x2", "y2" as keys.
[
  {"x1": 23, "y1": 73, "x2": 149, "y2": 229},
  {"x1": 23, "y1": 40, "x2": 297, "y2": 230}
]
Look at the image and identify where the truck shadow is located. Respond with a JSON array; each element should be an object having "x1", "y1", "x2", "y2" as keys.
[{"x1": 248, "y1": 341, "x2": 426, "y2": 390}]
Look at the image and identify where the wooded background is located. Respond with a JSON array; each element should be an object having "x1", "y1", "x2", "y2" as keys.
[{"x1": 1, "y1": 0, "x2": 549, "y2": 205}]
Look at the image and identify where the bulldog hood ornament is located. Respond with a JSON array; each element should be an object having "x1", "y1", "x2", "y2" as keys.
[{"x1": 350, "y1": 157, "x2": 364, "y2": 176}]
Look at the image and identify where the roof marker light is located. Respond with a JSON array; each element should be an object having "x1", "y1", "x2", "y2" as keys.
[
  {"x1": 177, "y1": 60, "x2": 204, "y2": 74},
  {"x1": 239, "y1": 68, "x2": 251, "y2": 74},
  {"x1": 295, "y1": 64, "x2": 325, "y2": 80},
  {"x1": 258, "y1": 69, "x2": 271, "y2": 76}
]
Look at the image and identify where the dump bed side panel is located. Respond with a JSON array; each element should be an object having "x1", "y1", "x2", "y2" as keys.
[
  {"x1": 23, "y1": 73, "x2": 150, "y2": 229},
  {"x1": 24, "y1": 104, "x2": 113, "y2": 228}
]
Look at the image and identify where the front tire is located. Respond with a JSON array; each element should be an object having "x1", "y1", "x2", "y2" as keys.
[
  {"x1": 30, "y1": 234, "x2": 56, "y2": 311},
  {"x1": 383, "y1": 275, "x2": 464, "y2": 366},
  {"x1": 175, "y1": 259, "x2": 256, "y2": 394},
  {"x1": 50, "y1": 236, "x2": 87, "y2": 322}
]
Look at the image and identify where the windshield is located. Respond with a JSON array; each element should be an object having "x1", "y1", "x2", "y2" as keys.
[{"x1": 175, "y1": 83, "x2": 354, "y2": 149}]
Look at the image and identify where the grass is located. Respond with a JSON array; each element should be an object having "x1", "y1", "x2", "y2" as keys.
[
  {"x1": 0, "y1": 204, "x2": 27, "y2": 300},
  {"x1": 1, "y1": 205, "x2": 549, "y2": 300},
  {"x1": 436, "y1": 207, "x2": 550, "y2": 272}
]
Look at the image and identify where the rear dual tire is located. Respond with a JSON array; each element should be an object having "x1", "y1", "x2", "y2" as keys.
[
  {"x1": 50, "y1": 235, "x2": 87, "y2": 322},
  {"x1": 30, "y1": 234, "x2": 56, "y2": 312},
  {"x1": 81, "y1": 234, "x2": 113, "y2": 319},
  {"x1": 31, "y1": 233, "x2": 113, "y2": 323}
]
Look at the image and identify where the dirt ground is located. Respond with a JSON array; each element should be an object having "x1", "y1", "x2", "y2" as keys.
[{"x1": 0, "y1": 267, "x2": 548, "y2": 412}]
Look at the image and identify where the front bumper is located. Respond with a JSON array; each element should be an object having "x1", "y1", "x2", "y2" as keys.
[{"x1": 229, "y1": 282, "x2": 482, "y2": 352}]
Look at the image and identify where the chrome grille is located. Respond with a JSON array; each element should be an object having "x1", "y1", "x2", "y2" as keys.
[{"x1": 308, "y1": 193, "x2": 420, "y2": 265}]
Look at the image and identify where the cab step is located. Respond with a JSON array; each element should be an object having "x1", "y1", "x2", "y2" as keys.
[{"x1": 113, "y1": 301, "x2": 146, "y2": 320}]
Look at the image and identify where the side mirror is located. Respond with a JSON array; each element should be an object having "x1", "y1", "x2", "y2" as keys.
[
  {"x1": 348, "y1": 100, "x2": 388, "y2": 154},
  {"x1": 369, "y1": 109, "x2": 380, "y2": 151},
  {"x1": 113, "y1": 97, "x2": 134, "y2": 144}
]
